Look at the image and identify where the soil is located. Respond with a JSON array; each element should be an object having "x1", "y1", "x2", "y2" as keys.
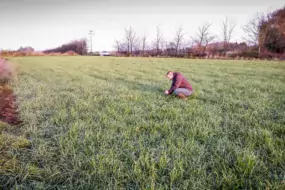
[{"x1": 0, "y1": 86, "x2": 21, "y2": 125}]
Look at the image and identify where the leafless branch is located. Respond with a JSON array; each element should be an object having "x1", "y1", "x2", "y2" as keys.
[
  {"x1": 193, "y1": 23, "x2": 215, "y2": 55},
  {"x1": 173, "y1": 27, "x2": 185, "y2": 55},
  {"x1": 154, "y1": 26, "x2": 163, "y2": 55},
  {"x1": 142, "y1": 34, "x2": 147, "y2": 55},
  {"x1": 242, "y1": 13, "x2": 262, "y2": 46},
  {"x1": 222, "y1": 17, "x2": 236, "y2": 50},
  {"x1": 125, "y1": 26, "x2": 138, "y2": 55}
]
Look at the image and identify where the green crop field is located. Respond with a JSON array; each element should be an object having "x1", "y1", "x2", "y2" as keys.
[{"x1": 1, "y1": 56, "x2": 285, "y2": 189}]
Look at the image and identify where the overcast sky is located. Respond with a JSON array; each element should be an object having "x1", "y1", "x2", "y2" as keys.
[{"x1": 0, "y1": 0, "x2": 284, "y2": 51}]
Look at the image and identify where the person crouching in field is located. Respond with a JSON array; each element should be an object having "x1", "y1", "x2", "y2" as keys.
[{"x1": 164, "y1": 71, "x2": 193, "y2": 100}]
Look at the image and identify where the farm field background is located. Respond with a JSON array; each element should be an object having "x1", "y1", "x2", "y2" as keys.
[{"x1": 1, "y1": 56, "x2": 285, "y2": 189}]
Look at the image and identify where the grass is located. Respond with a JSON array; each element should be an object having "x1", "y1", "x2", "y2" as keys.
[{"x1": 1, "y1": 56, "x2": 285, "y2": 189}]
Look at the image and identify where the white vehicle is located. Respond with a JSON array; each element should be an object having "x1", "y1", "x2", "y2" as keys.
[{"x1": 100, "y1": 51, "x2": 110, "y2": 56}]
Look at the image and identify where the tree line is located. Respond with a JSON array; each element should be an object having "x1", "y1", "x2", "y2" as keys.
[
  {"x1": 3, "y1": 6, "x2": 283, "y2": 59},
  {"x1": 114, "y1": 7, "x2": 285, "y2": 59},
  {"x1": 44, "y1": 39, "x2": 88, "y2": 55}
]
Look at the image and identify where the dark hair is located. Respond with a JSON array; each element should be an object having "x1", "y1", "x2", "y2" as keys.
[{"x1": 166, "y1": 71, "x2": 173, "y2": 75}]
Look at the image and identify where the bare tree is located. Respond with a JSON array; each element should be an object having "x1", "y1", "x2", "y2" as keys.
[
  {"x1": 88, "y1": 30, "x2": 94, "y2": 53},
  {"x1": 141, "y1": 34, "x2": 147, "y2": 56},
  {"x1": 133, "y1": 38, "x2": 141, "y2": 56},
  {"x1": 193, "y1": 23, "x2": 216, "y2": 56},
  {"x1": 222, "y1": 17, "x2": 236, "y2": 52},
  {"x1": 125, "y1": 26, "x2": 137, "y2": 56},
  {"x1": 243, "y1": 12, "x2": 272, "y2": 54},
  {"x1": 114, "y1": 40, "x2": 121, "y2": 52},
  {"x1": 173, "y1": 27, "x2": 185, "y2": 56},
  {"x1": 243, "y1": 13, "x2": 263, "y2": 47},
  {"x1": 154, "y1": 26, "x2": 163, "y2": 55},
  {"x1": 160, "y1": 39, "x2": 167, "y2": 55}
]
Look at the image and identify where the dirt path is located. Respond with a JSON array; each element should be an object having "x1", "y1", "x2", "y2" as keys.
[
  {"x1": 0, "y1": 86, "x2": 21, "y2": 125},
  {"x1": 0, "y1": 58, "x2": 21, "y2": 125}
]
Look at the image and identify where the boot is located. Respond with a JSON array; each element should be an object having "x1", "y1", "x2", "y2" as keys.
[{"x1": 177, "y1": 93, "x2": 187, "y2": 100}]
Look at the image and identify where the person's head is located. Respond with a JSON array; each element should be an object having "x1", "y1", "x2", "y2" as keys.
[{"x1": 166, "y1": 71, "x2": 174, "y2": 80}]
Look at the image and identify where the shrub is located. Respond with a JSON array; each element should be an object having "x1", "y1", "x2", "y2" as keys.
[
  {"x1": 0, "y1": 50, "x2": 14, "y2": 57},
  {"x1": 228, "y1": 51, "x2": 259, "y2": 59},
  {"x1": 62, "y1": 51, "x2": 78, "y2": 56},
  {"x1": 47, "y1": 52, "x2": 62, "y2": 56},
  {"x1": 0, "y1": 58, "x2": 15, "y2": 85}
]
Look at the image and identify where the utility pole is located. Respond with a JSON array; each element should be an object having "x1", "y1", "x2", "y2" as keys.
[{"x1": 88, "y1": 30, "x2": 94, "y2": 53}]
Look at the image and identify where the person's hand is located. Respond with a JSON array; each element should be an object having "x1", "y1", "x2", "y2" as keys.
[{"x1": 164, "y1": 90, "x2": 169, "y2": 95}]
